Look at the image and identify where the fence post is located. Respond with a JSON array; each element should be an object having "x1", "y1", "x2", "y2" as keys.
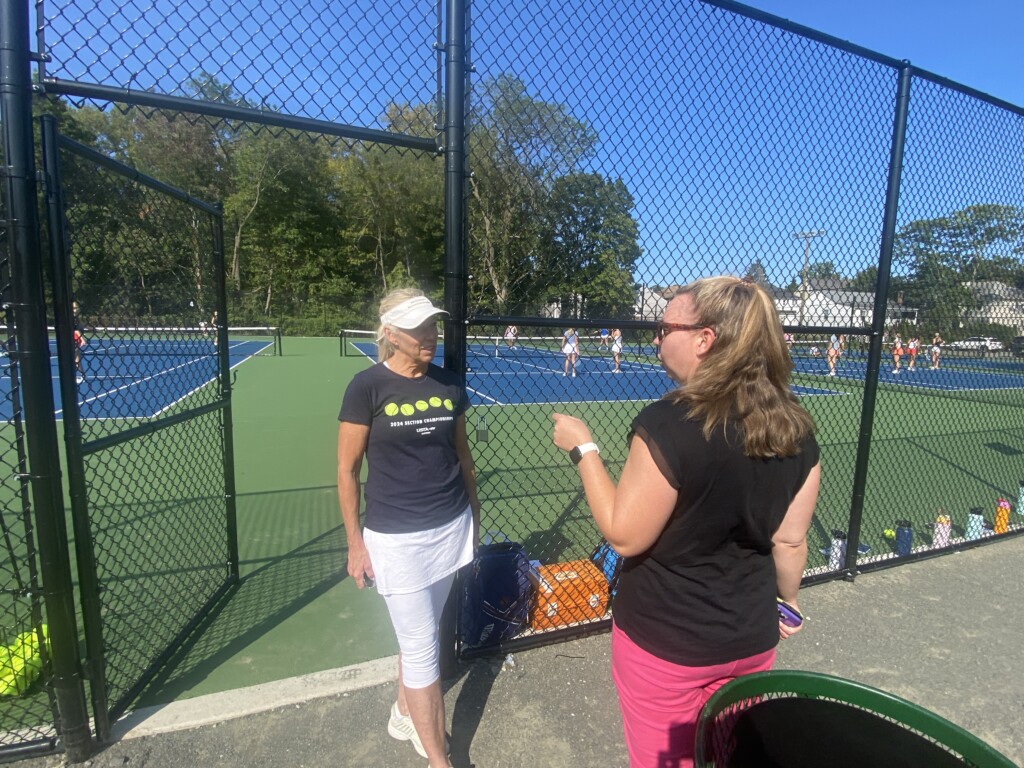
[
  {"x1": 440, "y1": 0, "x2": 469, "y2": 676},
  {"x1": 845, "y1": 62, "x2": 914, "y2": 578},
  {"x1": 213, "y1": 204, "x2": 241, "y2": 583},
  {"x1": 0, "y1": 2, "x2": 92, "y2": 759}
]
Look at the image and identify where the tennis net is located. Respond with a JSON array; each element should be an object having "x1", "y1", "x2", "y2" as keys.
[
  {"x1": 2, "y1": 325, "x2": 282, "y2": 357},
  {"x1": 339, "y1": 328, "x2": 636, "y2": 361}
]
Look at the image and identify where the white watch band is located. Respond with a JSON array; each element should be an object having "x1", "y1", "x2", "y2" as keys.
[{"x1": 571, "y1": 442, "x2": 600, "y2": 464}]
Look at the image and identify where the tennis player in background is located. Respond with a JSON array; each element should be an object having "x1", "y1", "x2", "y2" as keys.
[
  {"x1": 562, "y1": 327, "x2": 579, "y2": 377},
  {"x1": 611, "y1": 328, "x2": 624, "y2": 373},
  {"x1": 551, "y1": 276, "x2": 820, "y2": 768},
  {"x1": 72, "y1": 300, "x2": 85, "y2": 385},
  {"x1": 337, "y1": 288, "x2": 480, "y2": 768},
  {"x1": 503, "y1": 324, "x2": 518, "y2": 349}
]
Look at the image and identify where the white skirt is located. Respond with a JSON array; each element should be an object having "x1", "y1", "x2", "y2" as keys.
[{"x1": 363, "y1": 506, "x2": 474, "y2": 596}]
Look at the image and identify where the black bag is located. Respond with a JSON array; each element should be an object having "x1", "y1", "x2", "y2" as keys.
[{"x1": 461, "y1": 541, "x2": 531, "y2": 647}]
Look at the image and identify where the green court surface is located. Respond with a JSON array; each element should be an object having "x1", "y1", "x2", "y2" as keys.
[
  {"x1": 6, "y1": 336, "x2": 1021, "y2": 712},
  {"x1": 136, "y1": 338, "x2": 1023, "y2": 706}
]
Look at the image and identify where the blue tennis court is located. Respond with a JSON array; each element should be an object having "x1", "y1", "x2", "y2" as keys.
[
  {"x1": 791, "y1": 352, "x2": 1024, "y2": 392},
  {"x1": 349, "y1": 340, "x2": 838, "y2": 404},
  {"x1": 0, "y1": 329, "x2": 276, "y2": 420}
]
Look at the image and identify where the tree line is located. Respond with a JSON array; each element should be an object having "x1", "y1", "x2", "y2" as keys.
[
  {"x1": 751, "y1": 203, "x2": 1024, "y2": 340},
  {"x1": 38, "y1": 74, "x2": 641, "y2": 334}
]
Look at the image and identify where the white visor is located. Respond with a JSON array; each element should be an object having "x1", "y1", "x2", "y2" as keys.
[{"x1": 380, "y1": 296, "x2": 449, "y2": 329}]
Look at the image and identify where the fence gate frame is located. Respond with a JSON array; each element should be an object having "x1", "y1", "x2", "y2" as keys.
[{"x1": 39, "y1": 115, "x2": 239, "y2": 742}]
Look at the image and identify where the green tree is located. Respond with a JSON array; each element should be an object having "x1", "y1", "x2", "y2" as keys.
[
  {"x1": 894, "y1": 204, "x2": 1024, "y2": 333},
  {"x1": 539, "y1": 173, "x2": 640, "y2": 318},
  {"x1": 744, "y1": 260, "x2": 768, "y2": 285},
  {"x1": 467, "y1": 75, "x2": 598, "y2": 315}
]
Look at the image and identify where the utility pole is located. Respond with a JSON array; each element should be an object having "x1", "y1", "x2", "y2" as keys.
[{"x1": 793, "y1": 229, "x2": 825, "y2": 325}]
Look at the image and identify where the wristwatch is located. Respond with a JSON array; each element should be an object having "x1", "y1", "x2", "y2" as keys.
[{"x1": 569, "y1": 442, "x2": 600, "y2": 464}]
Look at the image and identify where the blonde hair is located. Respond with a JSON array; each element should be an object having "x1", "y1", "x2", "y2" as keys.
[
  {"x1": 669, "y1": 276, "x2": 815, "y2": 458},
  {"x1": 376, "y1": 287, "x2": 425, "y2": 362}
]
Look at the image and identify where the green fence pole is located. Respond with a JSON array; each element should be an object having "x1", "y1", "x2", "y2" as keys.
[
  {"x1": 846, "y1": 62, "x2": 914, "y2": 578},
  {"x1": 0, "y1": 3, "x2": 91, "y2": 759}
]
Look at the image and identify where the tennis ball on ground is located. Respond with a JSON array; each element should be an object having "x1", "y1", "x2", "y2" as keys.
[
  {"x1": 883, "y1": 529, "x2": 896, "y2": 540},
  {"x1": 384, "y1": 403, "x2": 399, "y2": 416},
  {"x1": 429, "y1": 396, "x2": 442, "y2": 407},
  {"x1": 400, "y1": 403, "x2": 415, "y2": 416},
  {"x1": 415, "y1": 400, "x2": 428, "y2": 411}
]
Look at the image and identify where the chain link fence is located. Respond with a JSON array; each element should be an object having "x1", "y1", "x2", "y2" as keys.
[
  {"x1": 42, "y1": 127, "x2": 241, "y2": 739},
  {"x1": 1, "y1": 0, "x2": 1022, "y2": 754},
  {"x1": 460, "y1": 0, "x2": 1024, "y2": 653},
  {"x1": 0, "y1": 183, "x2": 60, "y2": 754}
]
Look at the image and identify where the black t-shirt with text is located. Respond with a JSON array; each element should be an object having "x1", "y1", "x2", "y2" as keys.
[{"x1": 339, "y1": 363, "x2": 470, "y2": 534}]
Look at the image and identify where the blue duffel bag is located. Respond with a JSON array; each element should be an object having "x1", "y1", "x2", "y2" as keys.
[
  {"x1": 461, "y1": 541, "x2": 531, "y2": 648},
  {"x1": 590, "y1": 538, "x2": 623, "y2": 598}
]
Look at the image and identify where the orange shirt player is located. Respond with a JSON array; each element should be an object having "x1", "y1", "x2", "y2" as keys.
[{"x1": 72, "y1": 300, "x2": 85, "y2": 385}]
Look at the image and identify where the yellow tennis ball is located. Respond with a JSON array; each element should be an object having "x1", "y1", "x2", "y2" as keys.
[
  {"x1": 883, "y1": 529, "x2": 896, "y2": 540},
  {"x1": 415, "y1": 400, "x2": 428, "y2": 411},
  {"x1": 429, "y1": 396, "x2": 442, "y2": 407},
  {"x1": 400, "y1": 403, "x2": 415, "y2": 416},
  {"x1": 443, "y1": 398, "x2": 454, "y2": 411},
  {"x1": 384, "y1": 403, "x2": 399, "y2": 416}
]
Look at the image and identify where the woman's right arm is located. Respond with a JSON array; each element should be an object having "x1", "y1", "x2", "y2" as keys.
[{"x1": 338, "y1": 421, "x2": 373, "y2": 588}]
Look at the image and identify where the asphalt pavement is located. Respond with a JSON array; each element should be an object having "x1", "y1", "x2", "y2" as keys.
[{"x1": 14, "y1": 535, "x2": 1024, "y2": 767}]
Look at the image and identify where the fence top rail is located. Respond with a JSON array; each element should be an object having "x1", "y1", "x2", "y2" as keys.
[
  {"x1": 54, "y1": 128, "x2": 220, "y2": 216},
  {"x1": 701, "y1": 0, "x2": 1024, "y2": 115}
]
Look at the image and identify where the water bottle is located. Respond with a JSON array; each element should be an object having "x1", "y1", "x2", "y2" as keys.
[
  {"x1": 1017, "y1": 481, "x2": 1024, "y2": 517},
  {"x1": 932, "y1": 512, "x2": 951, "y2": 548},
  {"x1": 995, "y1": 499, "x2": 1010, "y2": 534},
  {"x1": 965, "y1": 508, "x2": 984, "y2": 540},
  {"x1": 828, "y1": 530, "x2": 847, "y2": 570},
  {"x1": 895, "y1": 519, "x2": 913, "y2": 557}
]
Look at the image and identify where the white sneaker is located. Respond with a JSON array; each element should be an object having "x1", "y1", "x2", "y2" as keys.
[
  {"x1": 572, "y1": 371, "x2": 576, "y2": 377},
  {"x1": 388, "y1": 702, "x2": 427, "y2": 758},
  {"x1": 387, "y1": 702, "x2": 449, "y2": 760},
  {"x1": 75, "y1": 373, "x2": 84, "y2": 385}
]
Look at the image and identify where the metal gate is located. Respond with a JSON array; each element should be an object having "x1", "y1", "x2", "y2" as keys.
[{"x1": 40, "y1": 117, "x2": 239, "y2": 741}]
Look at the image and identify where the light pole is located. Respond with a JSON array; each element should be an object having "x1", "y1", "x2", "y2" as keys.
[{"x1": 793, "y1": 229, "x2": 825, "y2": 325}]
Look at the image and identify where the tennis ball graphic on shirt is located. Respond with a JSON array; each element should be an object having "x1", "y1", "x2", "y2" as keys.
[
  {"x1": 443, "y1": 398, "x2": 454, "y2": 411},
  {"x1": 384, "y1": 403, "x2": 400, "y2": 416},
  {"x1": 415, "y1": 400, "x2": 429, "y2": 411},
  {"x1": 429, "y1": 396, "x2": 442, "y2": 408},
  {"x1": 400, "y1": 403, "x2": 415, "y2": 416}
]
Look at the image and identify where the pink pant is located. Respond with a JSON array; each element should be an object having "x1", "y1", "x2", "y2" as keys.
[{"x1": 611, "y1": 621, "x2": 776, "y2": 768}]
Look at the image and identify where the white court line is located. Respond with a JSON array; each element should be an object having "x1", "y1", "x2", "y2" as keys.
[
  {"x1": 54, "y1": 356, "x2": 213, "y2": 418},
  {"x1": 49, "y1": 343, "x2": 268, "y2": 420},
  {"x1": 466, "y1": 386, "x2": 503, "y2": 405},
  {"x1": 151, "y1": 351, "x2": 263, "y2": 417}
]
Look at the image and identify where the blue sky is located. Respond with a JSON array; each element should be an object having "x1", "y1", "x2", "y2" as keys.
[
  {"x1": 42, "y1": 0, "x2": 1022, "y2": 291},
  {"x1": 742, "y1": 0, "x2": 1023, "y2": 108}
]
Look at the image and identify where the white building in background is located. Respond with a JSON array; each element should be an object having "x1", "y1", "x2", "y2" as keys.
[
  {"x1": 962, "y1": 281, "x2": 1024, "y2": 333},
  {"x1": 634, "y1": 285, "x2": 678, "y2": 321},
  {"x1": 770, "y1": 278, "x2": 911, "y2": 328}
]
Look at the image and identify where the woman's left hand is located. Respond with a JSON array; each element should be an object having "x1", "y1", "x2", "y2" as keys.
[{"x1": 551, "y1": 413, "x2": 593, "y2": 452}]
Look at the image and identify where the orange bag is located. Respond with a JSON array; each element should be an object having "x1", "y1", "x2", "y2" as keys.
[{"x1": 529, "y1": 560, "x2": 609, "y2": 631}]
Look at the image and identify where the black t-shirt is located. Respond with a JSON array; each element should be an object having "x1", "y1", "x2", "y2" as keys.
[
  {"x1": 338, "y1": 362, "x2": 471, "y2": 534},
  {"x1": 613, "y1": 397, "x2": 820, "y2": 666}
]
